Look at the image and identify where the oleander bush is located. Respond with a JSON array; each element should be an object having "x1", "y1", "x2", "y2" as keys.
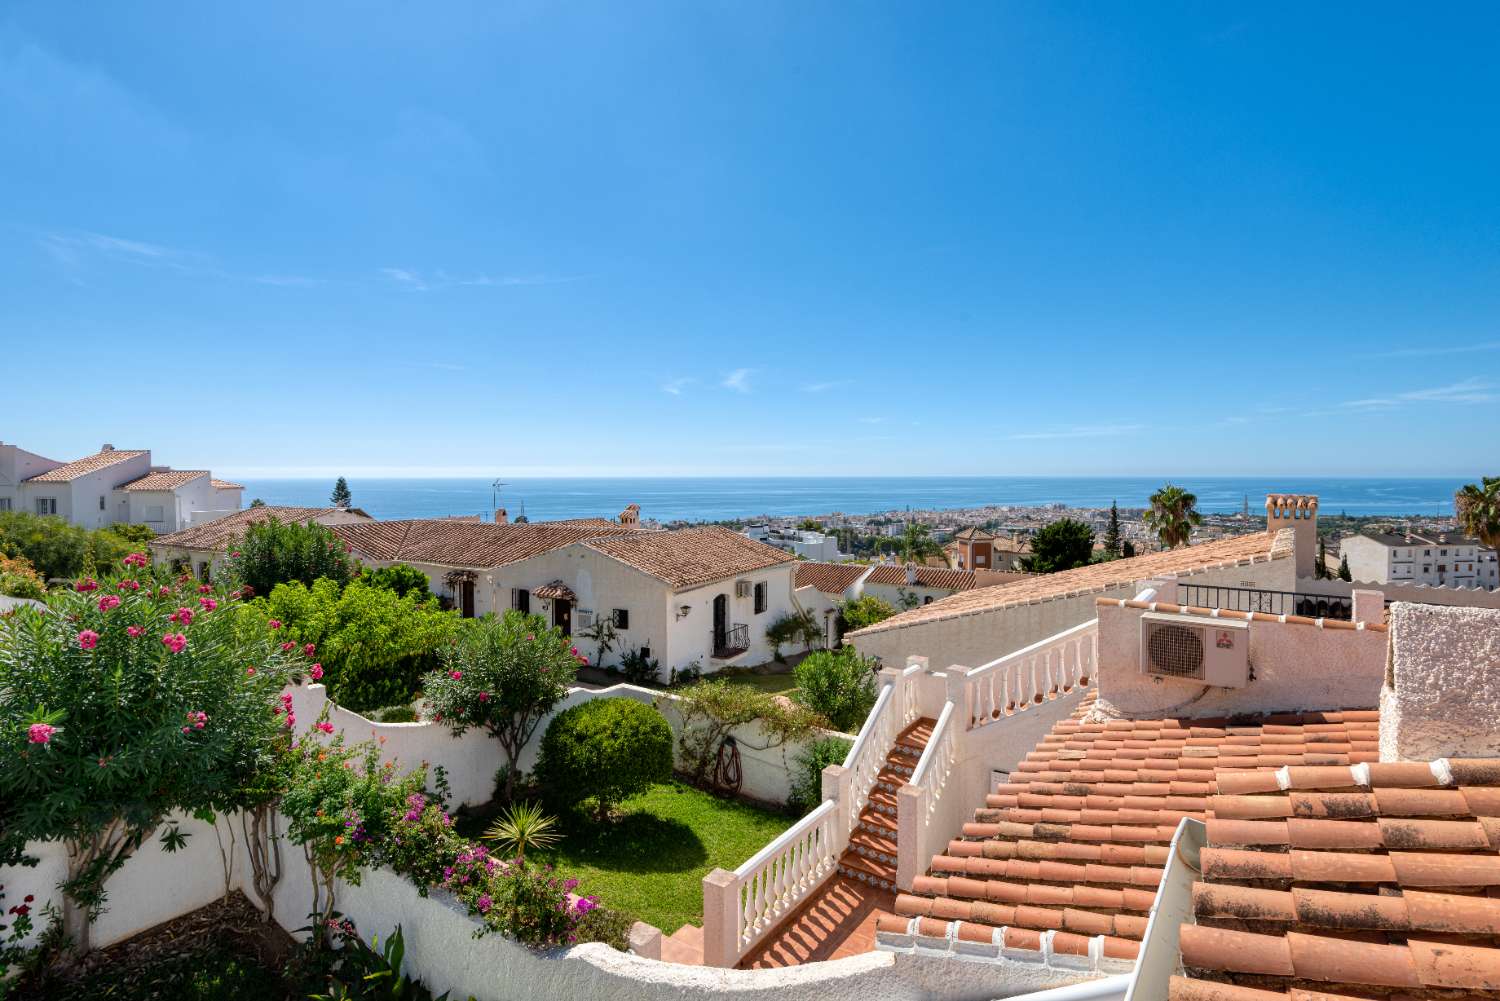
[
  {"x1": 220, "y1": 517, "x2": 358, "y2": 597},
  {"x1": 536, "y1": 698, "x2": 673, "y2": 819},
  {"x1": 792, "y1": 647, "x2": 879, "y2": 733}
]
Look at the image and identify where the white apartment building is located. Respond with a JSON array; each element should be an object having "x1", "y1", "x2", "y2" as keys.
[
  {"x1": 742, "y1": 525, "x2": 845, "y2": 562},
  {"x1": 0, "y1": 441, "x2": 243, "y2": 533},
  {"x1": 1339, "y1": 529, "x2": 1494, "y2": 589}
]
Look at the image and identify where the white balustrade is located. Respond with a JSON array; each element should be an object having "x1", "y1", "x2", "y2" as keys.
[
  {"x1": 900, "y1": 659, "x2": 924, "y2": 726},
  {"x1": 963, "y1": 618, "x2": 1097, "y2": 730},
  {"x1": 842, "y1": 681, "x2": 896, "y2": 821},
  {"x1": 725, "y1": 799, "x2": 839, "y2": 958}
]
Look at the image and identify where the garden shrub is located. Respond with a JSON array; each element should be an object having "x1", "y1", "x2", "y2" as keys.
[
  {"x1": 0, "y1": 554, "x2": 308, "y2": 954},
  {"x1": 0, "y1": 554, "x2": 45, "y2": 600},
  {"x1": 673, "y1": 680, "x2": 822, "y2": 788},
  {"x1": 787, "y1": 736, "x2": 852, "y2": 815},
  {"x1": 793, "y1": 647, "x2": 879, "y2": 733},
  {"x1": 574, "y1": 904, "x2": 634, "y2": 950},
  {"x1": 0, "y1": 511, "x2": 137, "y2": 581},
  {"x1": 373, "y1": 704, "x2": 419, "y2": 723},
  {"x1": 358, "y1": 562, "x2": 431, "y2": 600},
  {"x1": 221, "y1": 516, "x2": 357, "y2": 597},
  {"x1": 421, "y1": 611, "x2": 581, "y2": 802},
  {"x1": 837, "y1": 594, "x2": 898, "y2": 633},
  {"x1": 444, "y1": 852, "x2": 599, "y2": 949},
  {"x1": 536, "y1": 698, "x2": 673, "y2": 818},
  {"x1": 382, "y1": 793, "x2": 465, "y2": 893},
  {"x1": 764, "y1": 610, "x2": 820, "y2": 661},
  {"x1": 618, "y1": 647, "x2": 660, "y2": 685}
]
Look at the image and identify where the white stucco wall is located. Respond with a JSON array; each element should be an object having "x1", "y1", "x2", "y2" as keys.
[
  {"x1": 1090, "y1": 601, "x2": 1387, "y2": 719},
  {"x1": 1380, "y1": 602, "x2": 1500, "y2": 762},
  {"x1": 665, "y1": 564, "x2": 796, "y2": 674}
]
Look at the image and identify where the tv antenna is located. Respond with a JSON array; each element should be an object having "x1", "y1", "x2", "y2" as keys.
[{"x1": 491, "y1": 479, "x2": 508, "y2": 515}]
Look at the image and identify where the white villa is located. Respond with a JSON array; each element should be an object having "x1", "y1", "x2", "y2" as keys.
[
  {"x1": 0, "y1": 440, "x2": 244, "y2": 533},
  {"x1": 150, "y1": 504, "x2": 376, "y2": 580},
  {"x1": 1340, "y1": 529, "x2": 1496, "y2": 589}
]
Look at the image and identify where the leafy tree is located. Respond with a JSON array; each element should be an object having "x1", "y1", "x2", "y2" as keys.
[
  {"x1": 359, "y1": 562, "x2": 431, "y2": 600},
  {"x1": 1338, "y1": 554, "x2": 1352, "y2": 582},
  {"x1": 106, "y1": 523, "x2": 156, "y2": 546},
  {"x1": 787, "y1": 736, "x2": 851, "y2": 814},
  {"x1": 1022, "y1": 518, "x2": 1095, "y2": 573},
  {"x1": 837, "y1": 594, "x2": 898, "y2": 633},
  {"x1": 793, "y1": 648, "x2": 878, "y2": 732},
  {"x1": 420, "y1": 611, "x2": 582, "y2": 802},
  {"x1": 330, "y1": 477, "x2": 352, "y2": 508},
  {"x1": 897, "y1": 522, "x2": 947, "y2": 566},
  {"x1": 249, "y1": 498, "x2": 267, "y2": 508},
  {"x1": 1144, "y1": 483, "x2": 1202, "y2": 550},
  {"x1": 0, "y1": 554, "x2": 46, "y2": 600},
  {"x1": 221, "y1": 516, "x2": 357, "y2": 597},
  {"x1": 259, "y1": 578, "x2": 460, "y2": 711},
  {"x1": 535, "y1": 698, "x2": 674, "y2": 819},
  {"x1": 672, "y1": 680, "x2": 821, "y2": 788},
  {"x1": 1455, "y1": 476, "x2": 1500, "y2": 548},
  {"x1": 0, "y1": 512, "x2": 136, "y2": 581},
  {"x1": 0, "y1": 557, "x2": 303, "y2": 957},
  {"x1": 797, "y1": 519, "x2": 825, "y2": 532},
  {"x1": 764, "y1": 609, "x2": 821, "y2": 661},
  {"x1": 1103, "y1": 500, "x2": 1122, "y2": 559}
]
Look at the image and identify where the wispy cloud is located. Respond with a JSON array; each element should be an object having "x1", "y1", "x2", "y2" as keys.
[
  {"x1": 661, "y1": 377, "x2": 694, "y2": 396},
  {"x1": 424, "y1": 361, "x2": 467, "y2": 372},
  {"x1": 1338, "y1": 378, "x2": 1497, "y2": 410},
  {"x1": 858, "y1": 417, "x2": 885, "y2": 425},
  {"x1": 1373, "y1": 340, "x2": 1500, "y2": 359},
  {"x1": 1008, "y1": 423, "x2": 1146, "y2": 441},
  {"x1": 40, "y1": 229, "x2": 325, "y2": 288},
  {"x1": 722, "y1": 368, "x2": 754, "y2": 393},
  {"x1": 801, "y1": 380, "x2": 847, "y2": 393},
  {"x1": 379, "y1": 268, "x2": 581, "y2": 292}
]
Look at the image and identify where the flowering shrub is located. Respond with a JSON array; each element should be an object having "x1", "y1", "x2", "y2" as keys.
[
  {"x1": 420, "y1": 611, "x2": 580, "y2": 802},
  {"x1": 0, "y1": 555, "x2": 45, "y2": 601},
  {"x1": 0, "y1": 557, "x2": 307, "y2": 955},
  {"x1": 381, "y1": 794, "x2": 464, "y2": 894},
  {"x1": 535, "y1": 698, "x2": 673, "y2": 819},
  {"x1": 455, "y1": 862, "x2": 596, "y2": 949}
]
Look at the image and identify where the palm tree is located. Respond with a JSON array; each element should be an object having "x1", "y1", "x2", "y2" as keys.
[
  {"x1": 1144, "y1": 483, "x2": 1202, "y2": 550},
  {"x1": 484, "y1": 801, "x2": 561, "y2": 864},
  {"x1": 1455, "y1": 476, "x2": 1500, "y2": 548},
  {"x1": 898, "y1": 522, "x2": 949, "y2": 566}
]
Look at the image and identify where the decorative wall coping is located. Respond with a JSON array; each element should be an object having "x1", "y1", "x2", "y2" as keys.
[{"x1": 1094, "y1": 597, "x2": 1389, "y2": 633}]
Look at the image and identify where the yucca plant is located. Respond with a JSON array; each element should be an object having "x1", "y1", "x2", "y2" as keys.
[{"x1": 483, "y1": 801, "x2": 561, "y2": 863}]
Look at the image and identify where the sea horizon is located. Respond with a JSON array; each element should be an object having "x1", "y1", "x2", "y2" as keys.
[{"x1": 227, "y1": 475, "x2": 1468, "y2": 524}]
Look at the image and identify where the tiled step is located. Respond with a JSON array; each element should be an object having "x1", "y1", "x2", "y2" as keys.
[
  {"x1": 839, "y1": 849, "x2": 896, "y2": 889},
  {"x1": 848, "y1": 828, "x2": 898, "y2": 863},
  {"x1": 885, "y1": 748, "x2": 919, "y2": 775},
  {"x1": 875, "y1": 766, "x2": 908, "y2": 791},
  {"x1": 661, "y1": 922, "x2": 704, "y2": 965},
  {"x1": 867, "y1": 787, "x2": 899, "y2": 814},
  {"x1": 858, "y1": 807, "x2": 898, "y2": 836}
]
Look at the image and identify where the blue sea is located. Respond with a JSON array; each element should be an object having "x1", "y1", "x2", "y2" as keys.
[{"x1": 228, "y1": 477, "x2": 1465, "y2": 524}]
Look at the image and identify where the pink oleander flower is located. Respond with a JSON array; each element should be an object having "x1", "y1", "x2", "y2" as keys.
[
  {"x1": 304, "y1": 643, "x2": 316, "y2": 657},
  {"x1": 98, "y1": 595, "x2": 120, "y2": 612},
  {"x1": 246, "y1": 666, "x2": 256, "y2": 676},
  {"x1": 316, "y1": 721, "x2": 334, "y2": 734},
  {"x1": 309, "y1": 663, "x2": 323, "y2": 680},
  {"x1": 268, "y1": 619, "x2": 282, "y2": 630},
  {"x1": 170, "y1": 607, "x2": 194, "y2": 626},
  {"x1": 158, "y1": 586, "x2": 172, "y2": 597},
  {"x1": 77, "y1": 629, "x2": 100, "y2": 650},
  {"x1": 182, "y1": 726, "x2": 191, "y2": 734},
  {"x1": 478, "y1": 691, "x2": 490, "y2": 702},
  {"x1": 198, "y1": 583, "x2": 212, "y2": 594},
  {"x1": 75, "y1": 578, "x2": 98, "y2": 593},
  {"x1": 569, "y1": 646, "x2": 579, "y2": 656},
  {"x1": 449, "y1": 670, "x2": 462, "y2": 681},
  {"x1": 281, "y1": 642, "x2": 294, "y2": 652},
  {"x1": 122, "y1": 552, "x2": 148, "y2": 568},
  {"x1": 126, "y1": 625, "x2": 144, "y2": 638},
  {"x1": 284, "y1": 712, "x2": 296, "y2": 729},
  {"x1": 161, "y1": 632, "x2": 187, "y2": 654},
  {"x1": 28, "y1": 723, "x2": 56, "y2": 745},
  {"x1": 199, "y1": 597, "x2": 218, "y2": 611},
  {"x1": 117, "y1": 578, "x2": 140, "y2": 592}
]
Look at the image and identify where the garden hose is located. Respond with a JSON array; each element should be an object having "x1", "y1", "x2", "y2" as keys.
[{"x1": 714, "y1": 735, "x2": 744, "y2": 794}]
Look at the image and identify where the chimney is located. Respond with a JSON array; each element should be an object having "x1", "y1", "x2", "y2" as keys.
[
  {"x1": 495, "y1": 508, "x2": 508, "y2": 525},
  {"x1": 905, "y1": 562, "x2": 918, "y2": 585},
  {"x1": 1265, "y1": 493, "x2": 1319, "y2": 581},
  {"x1": 1381, "y1": 603, "x2": 1500, "y2": 761},
  {"x1": 619, "y1": 503, "x2": 640, "y2": 528},
  {"x1": 101, "y1": 444, "x2": 114, "y2": 452}
]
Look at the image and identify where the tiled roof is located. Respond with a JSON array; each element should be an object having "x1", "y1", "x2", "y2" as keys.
[
  {"x1": 793, "y1": 562, "x2": 867, "y2": 595},
  {"x1": 120, "y1": 470, "x2": 209, "y2": 492},
  {"x1": 540, "y1": 518, "x2": 634, "y2": 532},
  {"x1": 881, "y1": 703, "x2": 1381, "y2": 964},
  {"x1": 1172, "y1": 756, "x2": 1500, "y2": 1000},
  {"x1": 151, "y1": 506, "x2": 366, "y2": 551},
  {"x1": 952, "y1": 527, "x2": 996, "y2": 541},
  {"x1": 850, "y1": 530, "x2": 1289, "y2": 637},
  {"x1": 25, "y1": 448, "x2": 146, "y2": 482},
  {"x1": 864, "y1": 564, "x2": 977, "y2": 591},
  {"x1": 532, "y1": 581, "x2": 577, "y2": 600},
  {"x1": 211, "y1": 479, "x2": 244, "y2": 490},
  {"x1": 331, "y1": 519, "x2": 636, "y2": 569},
  {"x1": 583, "y1": 526, "x2": 796, "y2": 589}
]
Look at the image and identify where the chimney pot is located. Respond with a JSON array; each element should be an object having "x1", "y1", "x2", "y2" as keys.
[
  {"x1": 495, "y1": 508, "x2": 508, "y2": 525},
  {"x1": 101, "y1": 444, "x2": 114, "y2": 451}
]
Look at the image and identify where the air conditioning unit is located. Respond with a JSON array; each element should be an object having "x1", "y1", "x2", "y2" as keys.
[
  {"x1": 1139, "y1": 612, "x2": 1249, "y2": 688},
  {"x1": 576, "y1": 610, "x2": 594, "y2": 629},
  {"x1": 734, "y1": 579, "x2": 753, "y2": 598}
]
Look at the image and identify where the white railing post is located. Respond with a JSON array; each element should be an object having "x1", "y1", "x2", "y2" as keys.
[
  {"x1": 702, "y1": 867, "x2": 739, "y2": 968},
  {"x1": 822, "y1": 762, "x2": 851, "y2": 847},
  {"x1": 896, "y1": 781, "x2": 925, "y2": 891}
]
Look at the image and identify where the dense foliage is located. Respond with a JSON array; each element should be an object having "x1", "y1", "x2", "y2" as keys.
[
  {"x1": 420, "y1": 611, "x2": 581, "y2": 801},
  {"x1": 0, "y1": 555, "x2": 46, "y2": 600},
  {"x1": 787, "y1": 736, "x2": 852, "y2": 814},
  {"x1": 673, "y1": 679, "x2": 822, "y2": 788},
  {"x1": 0, "y1": 511, "x2": 139, "y2": 581},
  {"x1": 1022, "y1": 517, "x2": 1096, "y2": 573},
  {"x1": 837, "y1": 594, "x2": 897, "y2": 633},
  {"x1": 0, "y1": 557, "x2": 304, "y2": 954},
  {"x1": 357, "y1": 562, "x2": 431, "y2": 600},
  {"x1": 792, "y1": 648, "x2": 878, "y2": 733},
  {"x1": 1456, "y1": 476, "x2": 1500, "y2": 549},
  {"x1": 220, "y1": 517, "x2": 357, "y2": 598},
  {"x1": 764, "y1": 609, "x2": 821, "y2": 661},
  {"x1": 617, "y1": 647, "x2": 661, "y2": 685},
  {"x1": 536, "y1": 698, "x2": 673, "y2": 818},
  {"x1": 256, "y1": 578, "x2": 461, "y2": 711}
]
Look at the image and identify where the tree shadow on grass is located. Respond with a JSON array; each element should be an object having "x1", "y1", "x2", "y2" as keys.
[{"x1": 552, "y1": 812, "x2": 708, "y2": 875}]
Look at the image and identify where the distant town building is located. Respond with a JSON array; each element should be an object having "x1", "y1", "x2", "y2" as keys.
[
  {"x1": 742, "y1": 525, "x2": 845, "y2": 561},
  {"x1": 1339, "y1": 530, "x2": 1494, "y2": 589},
  {"x1": 949, "y1": 527, "x2": 1029, "y2": 571},
  {"x1": 0, "y1": 441, "x2": 243, "y2": 533}
]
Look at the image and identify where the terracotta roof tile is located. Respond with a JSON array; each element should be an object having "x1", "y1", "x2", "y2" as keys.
[
  {"x1": 151, "y1": 505, "x2": 372, "y2": 552},
  {"x1": 119, "y1": 469, "x2": 210, "y2": 491},
  {"x1": 583, "y1": 526, "x2": 796, "y2": 588},
  {"x1": 863, "y1": 563, "x2": 977, "y2": 591},
  {"x1": 849, "y1": 530, "x2": 1287, "y2": 636},
  {"x1": 793, "y1": 562, "x2": 867, "y2": 595},
  {"x1": 210, "y1": 478, "x2": 244, "y2": 490},
  {"x1": 330, "y1": 519, "x2": 637, "y2": 569},
  {"x1": 25, "y1": 448, "x2": 146, "y2": 482}
]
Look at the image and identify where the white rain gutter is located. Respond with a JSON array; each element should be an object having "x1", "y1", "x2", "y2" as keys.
[{"x1": 1122, "y1": 816, "x2": 1206, "y2": 1001}]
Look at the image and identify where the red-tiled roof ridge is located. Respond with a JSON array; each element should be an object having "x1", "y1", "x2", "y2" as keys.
[
  {"x1": 210, "y1": 478, "x2": 244, "y2": 490},
  {"x1": 25, "y1": 448, "x2": 148, "y2": 482},
  {"x1": 120, "y1": 470, "x2": 210, "y2": 491},
  {"x1": 850, "y1": 530, "x2": 1291, "y2": 637},
  {"x1": 864, "y1": 563, "x2": 977, "y2": 591},
  {"x1": 793, "y1": 562, "x2": 868, "y2": 595},
  {"x1": 582, "y1": 525, "x2": 796, "y2": 589},
  {"x1": 151, "y1": 506, "x2": 371, "y2": 551},
  {"x1": 331, "y1": 518, "x2": 635, "y2": 569},
  {"x1": 1096, "y1": 597, "x2": 1390, "y2": 633}
]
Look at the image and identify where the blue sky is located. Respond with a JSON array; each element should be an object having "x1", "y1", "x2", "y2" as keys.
[{"x1": 2, "y1": 2, "x2": 1497, "y2": 478}]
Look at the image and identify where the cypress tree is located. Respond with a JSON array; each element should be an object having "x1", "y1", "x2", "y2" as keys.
[{"x1": 1104, "y1": 500, "x2": 1122, "y2": 558}]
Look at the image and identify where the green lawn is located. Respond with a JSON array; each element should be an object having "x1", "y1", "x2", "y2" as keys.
[{"x1": 458, "y1": 781, "x2": 792, "y2": 933}]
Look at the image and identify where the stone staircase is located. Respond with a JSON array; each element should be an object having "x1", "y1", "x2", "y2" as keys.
[{"x1": 835, "y1": 717, "x2": 935, "y2": 891}]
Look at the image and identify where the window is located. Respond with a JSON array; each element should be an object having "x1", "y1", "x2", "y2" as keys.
[
  {"x1": 512, "y1": 588, "x2": 530, "y2": 614},
  {"x1": 613, "y1": 608, "x2": 630, "y2": 630},
  {"x1": 197, "y1": 562, "x2": 211, "y2": 582},
  {"x1": 753, "y1": 581, "x2": 767, "y2": 614},
  {"x1": 0, "y1": 498, "x2": 10, "y2": 511},
  {"x1": 1424, "y1": 549, "x2": 1432, "y2": 556},
  {"x1": 99, "y1": 495, "x2": 106, "y2": 511},
  {"x1": 145, "y1": 504, "x2": 165, "y2": 521},
  {"x1": 1441, "y1": 549, "x2": 1449, "y2": 557},
  {"x1": 35, "y1": 498, "x2": 57, "y2": 515}
]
